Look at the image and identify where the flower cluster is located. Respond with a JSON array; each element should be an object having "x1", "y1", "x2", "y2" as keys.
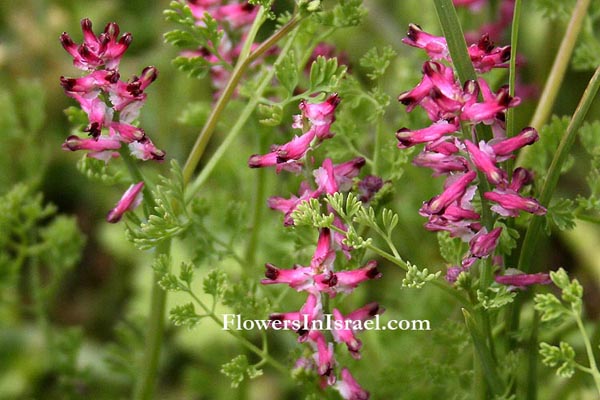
[
  {"x1": 60, "y1": 18, "x2": 164, "y2": 163},
  {"x1": 249, "y1": 95, "x2": 383, "y2": 399},
  {"x1": 184, "y1": 0, "x2": 260, "y2": 95},
  {"x1": 453, "y1": 0, "x2": 515, "y2": 43},
  {"x1": 60, "y1": 19, "x2": 162, "y2": 222},
  {"x1": 396, "y1": 25, "x2": 546, "y2": 282}
]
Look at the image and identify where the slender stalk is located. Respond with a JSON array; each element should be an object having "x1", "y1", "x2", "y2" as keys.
[
  {"x1": 518, "y1": 65, "x2": 600, "y2": 273},
  {"x1": 506, "y1": 0, "x2": 522, "y2": 140},
  {"x1": 186, "y1": 289, "x2": 288, "y2": 374},
  {"x1": 527, "y1": 0, "x2": 592, "y2": 132},
  {"x1": 133, "y1": 240, "x2": 172, "y2": 400},
  {"x1": 181, "y1": 13, "x2": 302, "y2": 185},
  {"x1": 525, "y1": 311, "x2": 539, "y2": 400},
  {"x1": 185, "y1": 27, "x2": 301, "y2": 201},
  {"x1": 574, "y1": 309, "x2": 600, "y2": 395}
]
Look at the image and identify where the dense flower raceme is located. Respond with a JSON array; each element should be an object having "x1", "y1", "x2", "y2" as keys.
[
  {"x1": 60, "y1": 19, "x2": 163, "y2": 222},
  {"x1": 249, "y1": 95, "x2": 383, "y2": 399},
  {"x1": 396, "y1": 25, "x2": 546, "y2": 283}
]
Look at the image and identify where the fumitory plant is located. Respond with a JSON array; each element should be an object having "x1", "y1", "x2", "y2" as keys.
[{"x1": 2, "y1": 0, "x2": 600, "y2": 399}]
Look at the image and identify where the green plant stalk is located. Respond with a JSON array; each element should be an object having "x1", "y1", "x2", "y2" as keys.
[
  {"x1": 525, "y1": 310, "x2": 539, "y2": 400},
  {"x1": 181, "y1": 12, "x2": 302, "y2": 185},
  {"x1": 186, "y1": 289, "x2": 288, "y2": 374},
  {"x1": 506, "y1": 0, "x2": 522, "y2": 140},
  {"x1": 133, "y1": 240, "x2": 171, "y2": 400},
  {"x1": 528, "y1": 0, "x2": 591, "y2": 131},
  {"x1": 518, "y1": 65, "x2": 600, "y2": 273},
  {"x1": 574, "y1": 308, "x2": 600, "y2": 395},
  {"x1": 433, "y1": 0, "x2": 500, "y2": 392},
  {"x1": 185, "y1": 26, "x2": 301, "y2": 201}
]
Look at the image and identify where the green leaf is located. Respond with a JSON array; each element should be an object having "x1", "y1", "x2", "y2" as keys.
[
  {"x1": 39, "y1": 216, "x2": 85, "y2": 273},
  {"x1": 291, "y1": 198, "x2": 334, "y2": 228},
  {"x1": 275, "y1": 51, "x2": 299, "y2": 96},
  {"x1": 534, "y1": 293, "x2": 568, "y2": 322},
  {"x1": 359, "y1": 46, "x2": 396, "y2": 81},
  {"x1": 522, "y1": 116, "x2": 572, "y2": 187},
  {"x1": 316, "y1": 0, "x2": 367, "y2": 28},
  {"x1": 477, "y1": 284, "x2": 517, "y2": 310},
  {"x1": 257, "y1": 103, "x2": 283, "y2": 126},
  {"x1": 550, "y1": 268, "x2": 583, "y2": 308},
  {"x1": 540, "y1": 342, "x2": 576, "y2": 378},
  {"x1": 221, "y1": 355, "x2": 263, "y2": 388},
  {"x1": 172, "y1": 56, "x2": 212, "y2": 79},
  {"x1": 437, "y1": 231, "x2": 467, "y2": 265},
  {"x1": 402, "y1": 263, "x2": 441, "y2": 289},
  {"x1": 579, "y1": 120, "x2": 600, "y2": 156},
  {"x1": 76, "y1": 155, "x2": 126, "y2": 185},
  {"x1": 544, "y1": 198, "x2": 576, "y2": 234},
  {"x1": 126, "y1": 160, "x2": 190, "y2": 250},
  {"x1": 203, "y1": 268, "x2": 228, "y2": 299},
  {"x1": 308, "y1": 56, "x2": 347, "y2": 93},
  {"x1": 179, "y1": 261, "x2": 195, "y2": 285},
  {"x1": 222, "y1": 279, "x2": 270, "y2": 320},
  {"x1": 573, "y1": 32, "x2": 600, "y2": 71},
  {"x1": 381, "y1": 208, "x2": 399, "y2": 236},
  {"x1": 169, "y1": 303, "x2": 203, "y2": 329}
]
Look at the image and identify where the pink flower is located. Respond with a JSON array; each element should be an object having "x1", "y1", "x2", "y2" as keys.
[
  {"x1": 396, "y1": 119, "x2": 459, "y2": 149},
  {"x1": 467, "y1": 34, "x2": 511, "y2": 73},
  {"x1": 128, "y1": 137, "x2": 166, "y2": 161},
  {"x1": 62, "y1": 135, "x2": 121, "y2": 154},
  {"x1": 469, "y1": 227, "x2": 502, "y2": 258},
  {"x1": 464, "y1": 140, "x2": 507, "y2": 185},
  {"x1": 310, "y1": 229, "x2": 336, "y2": 272},
  {"x1": 331, "y1": 303, "x2": 383, "y2": 359},
  {"x1": 317, "y1": 260, "x2": 382, "y2": 295},
  {"x1": 335, "y1": 368, "x2": 370, "y2": 400},
  {"x1": 420, "y1": 171, "x2": 477, "y2": 215},
  {"x1": 106, "y1": 182, "x2": 144, "y2": 223},
  {"x1": 495, "y1": 270, "x2": 552, "y2": 288},
  {"x1": 484, "y1": 189, "x2": 547, "y2": 216},
  {"x1": 402, "y1": 24, "x2": 449, "y2": 60},
  {"x1": 60, "y1": 19, "x2": 132, "y2": 70},
  {"x1": 461, "y1": 79, "x2": 520, "y2": 124},
  {"x1": 490, "y1": 127, "x2": 539, "y2": 157},
  {"x1": 308, "y1": 330, "x2": 335, "y2": 379},
  {"x1": 261, "y1": 263, "x2": 314, "y2": 291}
]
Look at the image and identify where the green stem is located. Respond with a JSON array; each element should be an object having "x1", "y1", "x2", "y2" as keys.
[
  {"x1": 186, "y1": 289, "x2": 288, "y2": 374},
  {"x1": 518, "y1": 65, "x2": 600, "y2": 273},
  {"x1": 181, "y1": 13, "x2": 302, "y2": 185},
  {"x1": 525, "y1": 311, "x2": 539, "y2": 400},
  {"x1": 185, "y1": 26, "x2": 301, "y2": 201},
  {"x1": 574, "y1": 309, "x2": 600, "y2": 395},
  {"x1": 506, "y1": 0, "x2": 522, "y2": 140},
  {"x1": 526, "y1": 0, "x2": 592, "y2": 133},
  {"x1": 133, "y1": 240, "x2": 172, "y2": 400}
]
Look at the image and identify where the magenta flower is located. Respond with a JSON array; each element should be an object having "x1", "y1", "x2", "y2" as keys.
[
  {"x1": 469, "y1": 227, "x2": 502, "y2": 258},
  {"x1": 461, "y1": 79, "x2": 520, "y2": 124},
  {"x1": 490, "y1": 127, "x2": 539, "y2": 157},
  {"x1": 421, "y1": 171, "x2": 477, "y2": 215},
  {"x1": 335, "y1": 368, "x2": 369, "y2": 400},
  {"x1": 308, "y1": 330, "x2": 335, "y2": 380},
  {"x1": 261, "y1": 263, "x2": 314, "y2": 291},
  {"x1": 106, "y1": 182, "x2": 144, "y2": 223},
  {"x1": 495, "y1": 270, "x2": 552, "y2": 288},
  {"x1": 484, "y1": 189, "x2": 547, "y2": 216},
  {"x1": 396, "y1": 119, "x2": 459, "y2": 149},
  {"x1": 464, "y1": 140, "x2": 507, "y2": 185},
  {"x1": 321, "y1": 260, "x2": 382, "y2": 295},
  {"x1": 402, "y1": 24, "x2": 449, "y2": 60},
  {"x1": 331, "y1": 303, "x2": 383, "y2": 359},
  {"x1": 60, "y1": 18, "x2": 132, "y2": 70}
]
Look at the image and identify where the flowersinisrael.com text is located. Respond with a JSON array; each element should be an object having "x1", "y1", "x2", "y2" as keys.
[{"x1": 222, "y1": 314, "x2": 431, "y2": 332}]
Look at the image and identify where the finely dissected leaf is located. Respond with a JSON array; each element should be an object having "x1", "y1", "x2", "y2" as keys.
[
  {"x1": 549, "y1": 268, "x2": 583, "y2": 308},
  {"x1": 77, "y1": 155, "x2": 126, "y2": 185},
  {"x1": 275, "y1": 51, "x2": 299, "y2": 96},
  {"x1": 360, "y1": 46, "x2": 397, "y2": 81},
  {"x1": 437, "y1": 231, "x2": 467, "y2": 264},
  {"x1": 126, "y1": 160, "x2": 190, "y2": 249},
  {"x1": 477, "y1": 284, "x2": 516, "y2": 310},
  {"x1": 257, "y1": 104, "x2": 283, "y2": 126},
  {"x1": 292, "y1": 198, "x2": 334, "y2": 228},
  {"x1": 381, "y1": 208, "x2": 399, "y2": 236},
  {"x1": 179, "y1": 261, "x2": 195, "y2": 285},
  {"x1": 105, "y1": 318, "x2": 146, "y2": 380},
  {"x1": 39, "y1": 216, "x2": 85, "y2": 273},
  {"x1": 573, "y1": 31, "x2": 600, "y2": 71},
  {"x1": 169, "y1": 302, "x2": 203, "y2": 329},
  {"x1": 402, "y1": 263, "x2": 440, "y2": 288},
  {"x1": 222, "y1": 279, "x2": 270, "y2": 320},
  {"x1": 534, "y1": 293, "x2": 568, "y2": 322},
  {"x1": 308, "y1": 56, "x2": 347, "y2": 93},
  {"x1": 203, "y1": 268, "x2": 228, "y2": 298},
  {"x1": 544, "y1": 198, "x2": 576, "y2": 234},
  {"x1": 172, "y1": 56, "x2": 212, "y2": 79},
  {"x1": 540, "y1": 342, "x2": 576, "y2": 378},
  {"x1": 522, "y1": 115, "x2": 572, "y2": 188},
  {"x1": 579, "y1": 120, "x2": 600, "y2": 155},
  {"x1": 316, "y1": 0, "x2": 367, "y2": 27},
  {"x1": 221, "y1": 355, "x2": 263, "y2": 388}
]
